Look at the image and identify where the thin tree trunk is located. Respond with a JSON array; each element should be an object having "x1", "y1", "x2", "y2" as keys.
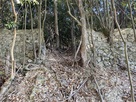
[
  {"x1": 109, "y1": 2, "x2": 114, "y2": 46},
  {"x1": 5, "y1": 51, "x2": 10, "y2": 76},
  {"x1": 23, "y1": 2, "x2": 27, "y2": 68},
  {"x1": 54, "y1": 0, "x2": 59, "y2": 48},
  {"x1": 0, "y1": 0, "x2": 2, "y2": 27},
  {"x1": 89, "y1": 0, "x2": 96, "y2": 66},
  {"x1": 30, "y1": 3, "x2": 37, "y2": 61},
  {"x1": 128, "y1": 0, "x2": 136, "y2": 41},
  {"x1": 71, "y1": 19, "x2": 76, "y2": 54},
  {"x1": 41, "y1": 0, "x2": 47, "y2": 59},
  {"x1": 111, "y1": 0, "x2": 135, "y2": 102},
  {"x1": 38, "y1": 0, "x2": 42, "y2": 57},
  {"x1": 42, "y1": 0, "x2": 47, "y2": 37},
  {"x1": 10, "y1": 0, "x2": 17, "y2": 79}
]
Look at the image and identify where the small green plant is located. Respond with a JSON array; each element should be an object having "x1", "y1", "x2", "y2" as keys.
[{"x1": 5, "y1": 21, "x2": 17, "y2": 30}]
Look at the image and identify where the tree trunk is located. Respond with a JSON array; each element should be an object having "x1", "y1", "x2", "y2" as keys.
[
  {"x1": 30, "y1": 3, "x2": 37, "y2": 61},
  {"x1": 0, "y1": 0, "x2": 2, "y2": 27},
  {"x1": 38, "y1": 0, "x2": 42, "y2": 57},
  {"x1": 71, "y1": 19, "x2": 76, "y2": 54},
  {"x1": 23, "y1": 2, "x2": 27, "y2": 68},
  {"x1": 54, "y1": 0, "x2": 59, "y2": 48},
  {"x1": 41, "y1": 0, "x2": 47, "y2": 60},
  {"x1": 128, "y1": 0, "x2": 136, "y2": 41},
  {"x1": 77, "y1": 0, "x2": 87, "y2": 67},
  {"x1": 10, "y1": 0, "x2": 17, "y2": 79}
]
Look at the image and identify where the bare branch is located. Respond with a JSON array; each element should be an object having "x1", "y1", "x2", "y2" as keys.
[{"x1": 66, "y1": 0, "x2": 81, "y2": 26}]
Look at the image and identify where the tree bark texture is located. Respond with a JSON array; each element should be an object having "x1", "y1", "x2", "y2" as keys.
[
  {"x1": 10, "y1": 0, "x2": 17, "y2": 79},
  {"x1": 77, "y1": 0, "x2": 87, "y2": 67},
  {"x1": 54, "y1": 0, "x2": 59, "y2": 48}
]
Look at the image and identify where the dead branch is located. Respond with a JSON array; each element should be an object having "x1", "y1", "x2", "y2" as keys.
[
  {"x1": 67, "y1": 77, "x2": 88, "y2": 101},
  {"x1": 93, "y1": 76, "x2": 104, "y2": 102}
]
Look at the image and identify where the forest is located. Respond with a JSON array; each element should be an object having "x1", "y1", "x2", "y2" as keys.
[{"x1": 0, "y1": 0, "x2": 136, "y2": 102}]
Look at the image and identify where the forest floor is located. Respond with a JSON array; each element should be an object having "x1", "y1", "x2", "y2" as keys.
[{"x1": 0, "y1": 49, "x2": 136, "y2": 102}]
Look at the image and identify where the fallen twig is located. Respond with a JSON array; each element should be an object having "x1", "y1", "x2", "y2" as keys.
[
  {"x1": 67, "y1": 77, "x2": 88, "y2": 101},
  {"x1": 93, "y1": 76, "x2": 104, "y2": 102}
]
